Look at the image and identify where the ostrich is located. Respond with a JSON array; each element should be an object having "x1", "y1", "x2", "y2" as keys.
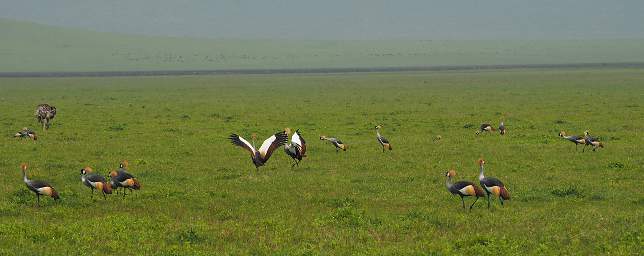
[{"x1": 35, "y1": 104, "x2": 57, "y2": 130}]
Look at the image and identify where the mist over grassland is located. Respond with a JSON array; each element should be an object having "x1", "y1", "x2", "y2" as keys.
[{"x1": 2, "y1": 18, "x2": 644, "y2": 72}]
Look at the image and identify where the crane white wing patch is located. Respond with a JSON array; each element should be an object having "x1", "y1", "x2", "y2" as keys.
[{"x1": 259, "y1": 135, "x2": 277, "y2": 156}]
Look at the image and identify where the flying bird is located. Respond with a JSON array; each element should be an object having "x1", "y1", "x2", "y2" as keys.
[
  {"x1": 476, "y1": 123, "x2": 495, "y2": 135},
  {"x1": 284, "y1": 128, "x2": 307, "y2": 167},
  {"x1": 375, "y1": 125, "x2": 392, "y2": 152},
  {"x1": 80, "y1": 167, "x2": 112, "y2": 199},
  {"x1": 20, "y1": 163, "x2": 59, "y2": 206},
  {"x1": 35, "y1": 104, "x2": 57, "y2": 130},
  {"x1": 229, "y1": 131, "x2": 288, "y2": 169},
  {"x1": 14, "y1": 127, "x2": 37, "y2": 140},
  {"x1": 320, "y1": 135, "x2": 347, "y2": 152},
  {"x1": 445, "y1": 169, "x2": 484, "y2": 210},
  {"x1": 477, "y1": 159, "x2": 510, "y2": 208}
]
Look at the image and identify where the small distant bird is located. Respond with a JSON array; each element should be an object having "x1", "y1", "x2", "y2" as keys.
[
  {"x1": 499, "y1": 122, "x2": 506, "y2": 135},
  {"x1": 20, "y1": 163, "x2": 59, "y2": 206},
  {"x1": 583, "y1": 130, "x2": 601, "y2": 152},
  {"x1": 375, "y1": 125, "x2": 392, "y2": 152},
  {"x1": 476, "y1": 123, "x2": 495, "y2": 135},
  {"x1": 320, "y1": 135, "x2": 347, "y2": 152},
  {"x1": 229, "y1": 131, "x2": 289, "y2": 170},
  {"x1": 445, "y1": 169, "x2": 484, "y2": 210},
  {"x1": 109, "y1": 161, "x2": 141, "y2": 197},
  {"x1": 284, "y1": 128, "x2": 307, "y2": 167},
  {"x1": 433, "y1": 135, "x2": 442, "y2": 142},
  {"x1": 582, "y1": 131, "x2": 603, "y2": 152},
  {"x1": 477, "y1": 159, "x2": 510, "y2": 208},
  {"x1": 35, "y1": 104, "x2": 57, "y2": 130},
  {"x1": 80, "y1": 167, "x2": 112, "y2": 199},
  {"x1": 14, "y1": 127, "x2": 37, "y2": 140},
  {"x1": 559, "y1": 131, "x2": 586, "y2": 150}
]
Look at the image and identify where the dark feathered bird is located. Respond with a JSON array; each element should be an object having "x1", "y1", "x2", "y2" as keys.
[
  {"x1": 109, "y1": 161, "x2": 141, "y2": 197},
  {"x1": 445, "y1": 170, "x2": 485, "y2": 210},
  {"x1": 498, "y1": 122, "x2": 506, "y2": 135},
  {"x1": 375, "y1": 125, "x2": 392, "y2": 152},
  {"x1": 476, "y1": 123, "x2": 495, "y2": 135},
  {"x1": 20, "y1": 163, "x2": 59, "y2": 206},
  {"x1": 477, "y1": 159, "x2": 510, "y2": 209},
  {"x1": 80, "y1": 167, "x2": 112, "y2": 199},
  {"x1": 559, "y1": 131, "x2": 586, "y2": 151},
  {"x1": 14, "y1": 127, "x2": 37, "y2": 140},
  {"x1": 229, "y1": 131, "x2": 288, "y2": 169},
  {"x1": 284, "y1": 128, "x2": 307, "y2": 167},
  {"x1": 320, "y1": 135, "x2": 347, "y2": 152}
]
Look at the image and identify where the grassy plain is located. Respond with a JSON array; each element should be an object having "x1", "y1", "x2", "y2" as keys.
[
  {"x1": 2, "y1": 18, "x2": 644, "y2": 72},
  {"x1": 0, "y1": 68, "x2": 642, "y2": 255}
]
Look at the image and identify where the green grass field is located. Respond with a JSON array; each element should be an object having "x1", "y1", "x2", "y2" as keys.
[
  {"x1": 2, "y1": 18, "x2": 644, "y2": 72},
  {"x1": 0, "y1": 68, "x2": 642, "y2": 255}
]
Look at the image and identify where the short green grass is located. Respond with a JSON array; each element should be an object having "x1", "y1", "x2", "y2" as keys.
[
  {"x1": 0, "y1": 69, "x2": 642, "y2": 255},
  {"x1": 2, "y1": 18, "x2": 644, "y2": 72}
]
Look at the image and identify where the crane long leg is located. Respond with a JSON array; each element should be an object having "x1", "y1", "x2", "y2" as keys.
[
  {"x1": 499, "y1": 197, "x2": 504, "y2": 206},
  {"x1": 460, "y1": 196, "x2": 465, "y2": 209},
  {"x1": 36, "y1": 194, "x2": 40, "y2": 207},
  {"x1": 487, "y1": 193, "x2": 491, "y2": 209},
  {"x1": 469, "y1": 196, "x2": 479, "y2": 210}
]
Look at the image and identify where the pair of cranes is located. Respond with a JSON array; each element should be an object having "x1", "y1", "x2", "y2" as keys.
[
  {"x1": 228, "y1": 125, "x2": 391, "y2": 169},
  {"x1": 476, "y1": 122, "x2": 506, "y2": 135},
  {"x1": 445, "y1": 159, "x2": 510, "y2": 210},
  {"x1": 559, "y1": 130, "x2": 603, "y2": 152},
  {"x1": 20, "y1": 161, "x2": 141, "y2": 206}
]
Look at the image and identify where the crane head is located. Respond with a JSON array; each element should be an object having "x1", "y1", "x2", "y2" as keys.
[
  {"x1": 445, "y1": 169, "x2": 456, "y2": 177},
  {"x1": 119, "y1": 160, "x2": 129, "y2": 169},
  {"x1": 478, "y1": 159, "x2": 485, "y2": 165},
  {"x1": 20, "y1": 163, "x2": 28, "y2": 172}
]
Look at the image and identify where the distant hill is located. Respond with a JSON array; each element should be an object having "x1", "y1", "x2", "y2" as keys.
[{"x1": 1, "y1": 18, "x2": 644, "y2": 72}]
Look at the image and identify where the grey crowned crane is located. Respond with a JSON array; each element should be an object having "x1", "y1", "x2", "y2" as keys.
[
  {"x1": 476, "y1": 123, "x2": 495, "y2": 135},
  {"x1": 284, "y1": 128, "x2": 307, "y2": 167},
  {"x1": 499, "y1": 122, "x2": 506, "y2": 135},
  {"x1": 229, "y1": 131, "x2": 288, "y2": 170},
  {"x1": 20, "y1": 163, "x2": 59, "y2": 206},
  {"x1": 477, "y1": 159, "x2": 510, "y2": 208},
  {"x1": 559, "y1": 131, "x2": 586, "y2": 150},
  {"x1": 35, "y1": 104, "x2": 57, "y2": 130},
  {"x1": 109, "y1": 161, "x2": 141, "y2": 197},
  {"x1": 375, "y1": 125, "x2": 392, "y2": 152},
  {"x1": 14, "y1": 127, "x2": 37, "y2": 140},
  {"x1": 320, "y1": 136, "x2": 347, "y2": 152},
  {"x1": 445, "y1": 169, "x2": 485, "y2": 210},
  {"x1": 80, "y1": 167, "x2": 112, "y2": 199},
  {"x1": 583, "y1": 130, "x2": 602, "y2": 152}
]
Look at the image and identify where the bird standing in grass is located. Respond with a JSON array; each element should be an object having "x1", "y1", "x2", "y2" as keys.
[
  {"x1": 445, "y1": 169, "x2": 484, "y2": 210},
  {"x1": 110, "y1": 161, "x2": 141, "y2": 197},
  {"x1": 476, "y1": 123, "x2": 495, "y2": 135},
  {"x1": 499, "y1": 122, "x2": 506, "y2": 135},
  {"x1": 559, "y1": 131, "x2": 586, "y2": 150},
  {"x1": 80, "y1": 167, "x2": 112, "y2": 199},
  {"x1": 320, "y1": 135, "x2": 347, "y2": 152},
  {"x1": 20, "y1": 163, "x2": 59, "y2": 206},
  {"x1": 229, "y1": 131, "x2": 288, "y2": 170},
  {"x1": 35, "y1": 104, "x2": 57, "y2": 130},
  {"x1": 477, "y1": 159, "x2": 510, "y2": 208},
  {"x1": 583, "y1": 130, "x2": 601, "y2": 152},
  {"x1": 14, "y1": 127, "x2": 37, "y2": 140},
  {"x1": 284, "y1": 128, "x2": 307, "y2": 167},
  {"x1": 375, "y1": 125, "x2": 392, "y2": 152}
]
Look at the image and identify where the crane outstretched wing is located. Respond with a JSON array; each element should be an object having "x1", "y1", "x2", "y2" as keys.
[
  {"x1": 259, "y1": 131, "x2": 288, "y2": 160},
  {"x1": 229, "y1": 134, "x2": 257, "y2": 156}
]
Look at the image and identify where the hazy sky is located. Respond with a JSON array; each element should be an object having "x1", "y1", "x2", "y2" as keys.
[{"x1": 1, "y1": 0, "x2": 643, "y2": 40}]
